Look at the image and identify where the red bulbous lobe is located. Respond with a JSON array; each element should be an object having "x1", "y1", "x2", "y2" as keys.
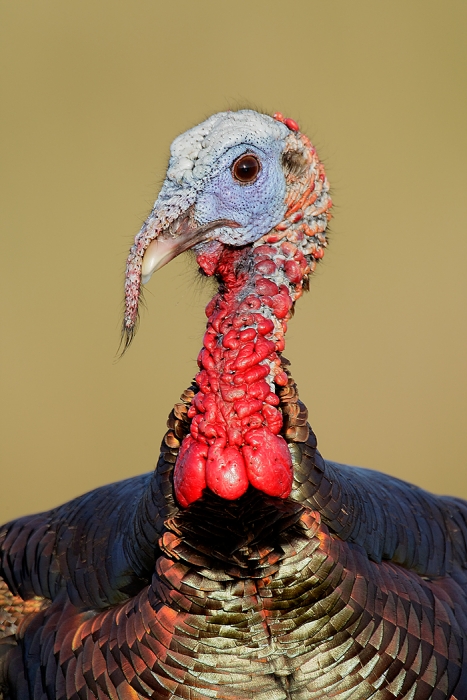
[
  {"x1": 284, "y1": 260, "x2": 302, "y2": 284},
  {"x1": 242, "y1": 428, "x2": 293, "y2": 498},
  {"x1": 173, "y1": 437, "x2": 208, "y2": 508},
  {"x1": 206, "y1": 440, "x2": 249, "y2": 500}
]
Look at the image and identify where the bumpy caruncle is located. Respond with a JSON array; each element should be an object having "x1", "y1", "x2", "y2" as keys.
[{"x1": 174, "y1": 122, "x2": 332, "y2": 506}]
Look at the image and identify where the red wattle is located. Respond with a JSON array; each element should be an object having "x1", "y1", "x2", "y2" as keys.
[
  {"x1": 173, "y1": 223, "x2": 326, "y2": 506},
  {"x1": 242, "y1": 428, "x2": 293, "y2": 498},
  {"x1": 173, "y1": 437, "x2": 208, "y2": 508},
  {"x1": 205, "y1": 440, "x2": 249, "y2": 500}
]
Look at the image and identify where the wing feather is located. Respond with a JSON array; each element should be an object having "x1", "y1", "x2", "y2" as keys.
[
  {"x1": 0, "y1": 473, "x2": 159, "y2": 610},
  {"x1": 294, "y1": 429, "x2": 467, "y2": 577}
]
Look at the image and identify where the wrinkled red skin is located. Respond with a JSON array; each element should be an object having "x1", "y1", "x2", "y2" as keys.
[
  {"x1": 243, "y1": 427, "x2": 293, "y2": 498},
  {"x1": 174, "y1": 242, "x2": 309, "y2": 508},
  {"x1": 173, "y1": 437, "x2": 207, "y2": 508}
]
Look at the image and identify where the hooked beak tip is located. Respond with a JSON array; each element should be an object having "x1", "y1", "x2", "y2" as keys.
[{"x1": 141, "y1": 238, "x2": 178, "y2": 284}]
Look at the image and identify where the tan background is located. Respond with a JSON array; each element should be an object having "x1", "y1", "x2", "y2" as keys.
[{"x1": 1, "y1": 1, "x2": 466, "y2": 521}]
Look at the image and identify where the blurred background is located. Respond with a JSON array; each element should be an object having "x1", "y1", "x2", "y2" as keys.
[{"x1": 1, "y1": 1, "x2": 466, "y2": 521}]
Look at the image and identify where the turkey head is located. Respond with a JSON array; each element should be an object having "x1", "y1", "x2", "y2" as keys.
[{"x1": 124, "y1": 110, "x2": 332, "y2": 508}]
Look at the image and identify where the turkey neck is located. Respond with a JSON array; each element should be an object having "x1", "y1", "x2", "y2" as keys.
[{"x1": 174, "y1": 239, "x2": 310, "y2": 509}]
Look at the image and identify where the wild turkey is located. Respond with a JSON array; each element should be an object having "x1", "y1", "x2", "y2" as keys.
[{"x1": 1, "y1": 109, "x2": 467, "y2": 700}]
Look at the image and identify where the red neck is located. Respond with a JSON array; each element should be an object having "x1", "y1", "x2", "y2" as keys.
[
  {"x1": 173, "y1": 130, "x2": 332, "y2": 508},
  {"x1": 174, "y1": 241, "x2": 308, "y2": 507}
]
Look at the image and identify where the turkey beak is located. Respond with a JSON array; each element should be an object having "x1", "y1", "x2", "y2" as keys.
[
  {"x1": 123, "y1": 204, "x2": 239, "y2": 352},
  {"x1": 141, "y1": 210, "x2": 239, "y2": 284}
]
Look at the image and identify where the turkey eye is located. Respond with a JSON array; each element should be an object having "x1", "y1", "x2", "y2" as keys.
[{"x1": 232, "y1": 154, "x2": 261, "y2": 184}]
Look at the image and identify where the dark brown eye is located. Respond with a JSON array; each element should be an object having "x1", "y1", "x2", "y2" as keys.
[{"x1": 232, "y1": 154, "x2": 261, "y2": 184}]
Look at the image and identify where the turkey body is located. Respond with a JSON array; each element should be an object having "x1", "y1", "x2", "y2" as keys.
[
  {"x1": 2, "y1": 385, "x2": 467, "y2": 699},
  {"x1": 2, "y1": 110, "x2": 467, "y2": 699}
]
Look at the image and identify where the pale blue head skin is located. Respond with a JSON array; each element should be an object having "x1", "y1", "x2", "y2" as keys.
[
  {"x1": 155, "y1": 110, "x2": 290, "y2": 245},
  {"x1": 124, "y1": 109, "x2": 329, "y2": 341},
  {"x1": 195, "y1": 141, "x2": 287, "y2": 245}
]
